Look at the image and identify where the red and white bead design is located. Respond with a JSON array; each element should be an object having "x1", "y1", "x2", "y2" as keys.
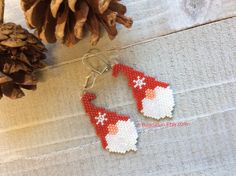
[
  {"x1": 112, "y1": 64, "x2": 175, "y2": 120},
  {"x1": 81, "y1": 92, "x2": 138, "y2": 153}
]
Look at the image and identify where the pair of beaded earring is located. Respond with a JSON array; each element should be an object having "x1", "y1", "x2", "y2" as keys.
[{"x1": 81, "y1": 51, "x2": 175, "y2": 154}]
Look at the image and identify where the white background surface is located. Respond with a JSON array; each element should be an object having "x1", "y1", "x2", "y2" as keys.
[{"x1": 0, "y1": 0, "x2": 236, "y2": 175}]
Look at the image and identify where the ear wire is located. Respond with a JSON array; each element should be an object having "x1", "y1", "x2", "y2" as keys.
[
  {"x1": 82, "y1": 71, "x2": 98, "y2": 91},
  {"x1": 81, "y1": 48, "x2": 117, "y2": 96}
]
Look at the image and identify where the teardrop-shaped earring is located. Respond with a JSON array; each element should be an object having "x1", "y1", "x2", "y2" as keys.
[{"x1": 112, "y1": 64, "x2": 175, "y2": 120}]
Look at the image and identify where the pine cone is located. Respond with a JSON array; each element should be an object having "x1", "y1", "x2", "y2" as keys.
[
  {"x1": 21, "y1": 0, "x2": 133, "y2": 47},
  {"x1": 0, "y1": 22, "x2": 47, "y2": 99}
]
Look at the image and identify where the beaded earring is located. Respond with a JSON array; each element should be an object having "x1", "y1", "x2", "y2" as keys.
[
  {"x1": 112, "y1": 64, "x2": 175, "y2": 120},
  {"x1": 80, "y1": 51, "x2": 138, "y2": 154}
]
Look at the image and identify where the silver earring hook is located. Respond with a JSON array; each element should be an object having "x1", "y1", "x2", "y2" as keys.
[
  {"x1": 81, "y1": 70, "x2": 101, "y2": 98},
  {"x1": 82, "y1": 48, "x2": 112, "y2": 75},
  {"x1": 80, "y1": 49, "x2": 120, "y2": 97},
  {"x1": 81, "y1": 49, "x2": 113, "y2": 96},
  {"x1": 82, "y1": 71, "x2": 98, "y2": 92}
]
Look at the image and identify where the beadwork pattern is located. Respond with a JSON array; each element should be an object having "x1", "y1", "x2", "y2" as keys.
[
  {"x1": 81, "y1": 92, "x2": 138, "y2": 153},
  {"x1": 112, "y1": 64, "x2": 175, "y2": 120}
]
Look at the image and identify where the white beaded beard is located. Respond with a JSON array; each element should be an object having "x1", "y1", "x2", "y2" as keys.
[
  {"x1": 141, "y1": 86, "x2": 175, "y2": 119},
  {"x1": 105, "y1": 119, "x2": 138, "y2": 153}
]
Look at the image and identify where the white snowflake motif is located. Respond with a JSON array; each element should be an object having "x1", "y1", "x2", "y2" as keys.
[
  {"x1": 95, "y1": 112, "x2": 108, "y2": 125},
  {"x1": 133, "y1": 76, "x2": 146, "y2": 89}
]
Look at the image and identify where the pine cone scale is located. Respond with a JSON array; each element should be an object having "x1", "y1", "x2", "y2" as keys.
[
  {"x1": 74, "y1": 1, "x2": 89, "y2": 39},
  {"x1": 55, "y1": 3, "x2": 69, "y2": 39},
  {"x1": 68, "y1": 0, "x2": 77, "y2": 12},
  {"x1": 39, "y1": 6, "x2": 57, "y2": 43},
  {"x1": 3, "y1": 61, "x2": 32, "y2": 74},
  {"x1": 50, "y1": 0, "x2": 64, "y2": 18},
  {"x1": 1, "y1": 82, "x2": 25, "y2": 99},
  {"x1": 109, "y1": 2, "x2": 127, "y2": 15},
  {"x1": 0, "y1": 72, "x2": 12, "y2": 84},
  {"x1": 26, "y1": 0, "x2": 49, "y2": 29},
  {"x1": 21, "y1": 0, "x2": 38, "y2": 11},
  {"x1": 116, "y1": 14, "x2": 133, "y2": 28},
  {"x1": 1, "y1": 39, "x2": 27, "y2": 48},
  {"x1": 86, "y1": 11, "x2": 100, "y2": 45},
  {"x1": 63, "y1": 13, "x2": 78, "y2": 47},
  {"x1": 0, "y1": 33, "x2": 8, "y2": 41}
]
